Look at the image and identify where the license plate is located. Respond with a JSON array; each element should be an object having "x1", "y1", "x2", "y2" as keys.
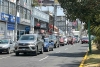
[{"x1": 22, "y1": 49, "x2": 26, "y2": 50}]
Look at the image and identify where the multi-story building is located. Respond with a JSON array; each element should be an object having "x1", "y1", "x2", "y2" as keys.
[
  {"x1": 0, "y1": 0, "x2": 32, "y2": 40},
  {"x1": 56, "y1": 16, "x2": 66, "y2": 31}
]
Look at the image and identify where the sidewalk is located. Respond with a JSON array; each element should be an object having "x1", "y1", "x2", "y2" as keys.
[{"x1": 83, "y1": 44, "x2": 100, "y2": 67}]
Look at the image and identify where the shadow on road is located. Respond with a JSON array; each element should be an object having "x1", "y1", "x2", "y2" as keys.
[
  {"x1": 81, "y1": 45, "x2": 88, "y2": 47},
  {"x1": 56, "y1": 61, "x2": 80, "y2": 67},
  {"x1": 48, "y1": 52, "x2": 86, "y2": 57},
  {"x1": 11, "y1": 53, "x2": 38, "y2": 57}
]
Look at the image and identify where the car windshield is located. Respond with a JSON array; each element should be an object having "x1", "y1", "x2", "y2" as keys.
[
  {"x1": 19, "y1": 35, "x2": 35, "y2": 40},
  {"x1": 0, "y1": 39, "x2": 9, "y2": 44}
]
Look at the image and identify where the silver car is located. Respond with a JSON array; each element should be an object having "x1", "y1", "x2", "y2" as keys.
[
  {"x1": 0, "y1": 38, "x2": 15, "y2": 54},
  {"x1": 15, "y1": 34, "x2": 44, "y2": 56}
]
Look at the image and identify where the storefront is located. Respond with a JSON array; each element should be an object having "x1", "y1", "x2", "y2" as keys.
[
  {"x1": 0, "y1": 12, "x2": 20, "y2": 40},
  {"x1": 17, "y1": 17, "x2": 31, "y2": 40},
  {"x1": 32, "y1": 8, "x2": 49, "y2": 34},
  {"x1": 48, "y1": 24, "x2": 59, "y2": 34}
]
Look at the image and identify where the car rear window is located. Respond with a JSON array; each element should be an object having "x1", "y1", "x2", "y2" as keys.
[{"x1": 19, "y1": 35, "x2": 35, "y2": 40}]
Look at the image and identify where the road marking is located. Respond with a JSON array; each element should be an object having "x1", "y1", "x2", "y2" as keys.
[
  {"x1": 39, "y1": 56, "x2": 48, "y2": 61},
  {"x1": 56, "y1": 51, "x2": 61, "y2": 53},
  {"x1": 0, "y1": 56, "x2": 10, "y2": 60},
  {"x1": 65, "y1": 48, "x2": 68, "y2": 50}
]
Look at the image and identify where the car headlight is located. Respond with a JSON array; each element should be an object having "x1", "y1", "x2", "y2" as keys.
[{"x1": 2, "y1": 45, "x2": 9, "y2": 48}]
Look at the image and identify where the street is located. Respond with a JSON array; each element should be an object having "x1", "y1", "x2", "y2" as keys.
[{"x1": 0, "y1": 43, "x2": 88, "y2": 67}]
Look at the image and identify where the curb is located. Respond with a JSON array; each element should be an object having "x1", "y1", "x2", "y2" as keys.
[{"x1": 79, "y1": 50, "x2": 88, "y2": 67}]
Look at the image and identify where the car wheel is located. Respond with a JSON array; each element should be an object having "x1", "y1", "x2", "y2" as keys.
[
  {"x1": 15, "y1": 52, "x2": 19, "y2": 56},
  {"x1": 40, "y1": 46, "x2": 43, "y2": 54},
  {"x1": 57, "y1": 44, "x2": 60, "y2": 47},
  {"x1": 54, "y1": 43, "x2": 57, "y2": 48},
  {"x1": 7, "y1": 48, "x2": 11, "y2": 54},
  {"x1": 51, "y1": 48, "x2": 53, "y2": 51},
  {"x1": 0, "y1": 52, "x2": 2, "y2": 54}
]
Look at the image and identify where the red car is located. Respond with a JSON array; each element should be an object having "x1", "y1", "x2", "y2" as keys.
[
  {"x1": 81, "y1": 37, "x2": 89, "y2": 44},
  {"x1": 59, "y1": 37, "x2": 65, "y2": 46}
]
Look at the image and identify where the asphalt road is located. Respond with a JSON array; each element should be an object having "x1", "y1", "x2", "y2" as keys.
[{"x1": 0, "y1": 43, "x2": 88, "y2": 67}]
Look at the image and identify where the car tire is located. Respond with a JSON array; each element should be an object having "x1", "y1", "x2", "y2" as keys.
[
  {"x1": 15, "y1": 52, "x2": 19, "y2": 56},
  {"x1": 51, "y1": 48, "x2": 53, "y2": 51},
  {"x1": 40, "y1": 46, "x2": 43, "y2": 54},
  {"x1": 54, "y1": 43, "x2": 57, "y2": 48},
  {"x1": 57, "y1": 44, "x2": 60, "y2": 47},
  {"x1": 0, "y1": 52, "x2": 2, "y2": 54}
]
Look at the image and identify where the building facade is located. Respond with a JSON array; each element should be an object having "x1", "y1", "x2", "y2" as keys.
[
  {"x1": 56, "y1": 16, "x2": 66, "y2": 31},
  {"x1": 0, "y1": 0, "x2": 32, "y2": 40}
]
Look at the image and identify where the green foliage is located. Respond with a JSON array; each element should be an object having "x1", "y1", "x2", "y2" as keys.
[
  {"x1": 58, "y1": 0, "x2": 100, "y2": 44},
  {"x1": 58, "y1": 0, "x2": 100, "y2": 25},
  {"x1": 31, "y1": 0, "x2": 40, "y2": 7}
]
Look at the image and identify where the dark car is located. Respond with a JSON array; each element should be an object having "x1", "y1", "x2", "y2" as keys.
[
  {"x1": 43, "y1": 38, "x2": 54, "y2": 52},
  {"x1": 81, "y1": 37, "x2": 89, "y2": 44}
]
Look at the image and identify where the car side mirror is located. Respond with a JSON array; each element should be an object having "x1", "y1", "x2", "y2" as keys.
[{"x1": 10, "y1": 42, "x2": 12, "y2": 44}]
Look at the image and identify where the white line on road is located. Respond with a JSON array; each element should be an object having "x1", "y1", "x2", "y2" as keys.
[
  {"x1": 0, "y1": 56, "x2": 10, "y2": 60},
  {"x1": 65, "y1": 48, "x2": 68, "y2": 50},
  {"x1": 39, "y1": 56, "x2": 48, "y2": 61}
]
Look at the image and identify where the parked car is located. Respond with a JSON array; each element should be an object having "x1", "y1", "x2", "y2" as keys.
[
  {"x1": 43, "y1": 38, "x2": 54, "y2": 52},
  {"x1": 81, "y1": 37, "x2": 89, "y2": 44},
  {"x1": 59, "y1": 37, "x2": 65, "y2": 46},
  {"x1": 0, "y1": 38, "x2": 15, "y2": 54},
  {"x1": 14, "y1": 34, "x2": 44, "y2": 56},
  {"x1": 49, "y1": 34, "x2": 59, "y2": 48},
  {"x1": 73, "y1": 37, "x2": 78, "y2": 43},
  {"x1": 67, "y1": 36, "x2": 73, "y2": 45},
  {"x1": 64, "y1": 37, "x2": 68, "y2": 45}
]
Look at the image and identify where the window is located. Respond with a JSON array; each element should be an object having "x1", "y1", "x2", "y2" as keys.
[
  {"x1": 27, "y1": 10, "x2": 30, "y2": 20},
  {"x1": 10, "y1": 2, "x2": 15, "y2": 15},
  {"x1": 3, "y1": 0, "x2": 8, "y2": 14},
  {"x1": 23, "y1": 8, "x2": 27, "y2": 19},
  {"x1": 20, "y1": 6, "x2": 23, "y2": 18}
]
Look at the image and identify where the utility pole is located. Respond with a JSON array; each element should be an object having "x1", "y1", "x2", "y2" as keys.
[
  {"x1": 5, "y1": 0, "x2": 10, "y2": 38},
  {"x1": 65, "y1": 17, "x2": 67, "y2": 36},
  {"x1": 14, "y1": 0, "x2": 19, "y2": 42},
  {"x1": 88, "y1": 20, "x2": 92, "y2": 53},
  {"x1": 53, "y1": 0, "x2": 57, "y2": 33}
]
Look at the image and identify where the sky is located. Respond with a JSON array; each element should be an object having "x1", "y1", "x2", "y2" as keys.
[{"x1": 35, "y1": 6, "x2": 65, "y2": 16}]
